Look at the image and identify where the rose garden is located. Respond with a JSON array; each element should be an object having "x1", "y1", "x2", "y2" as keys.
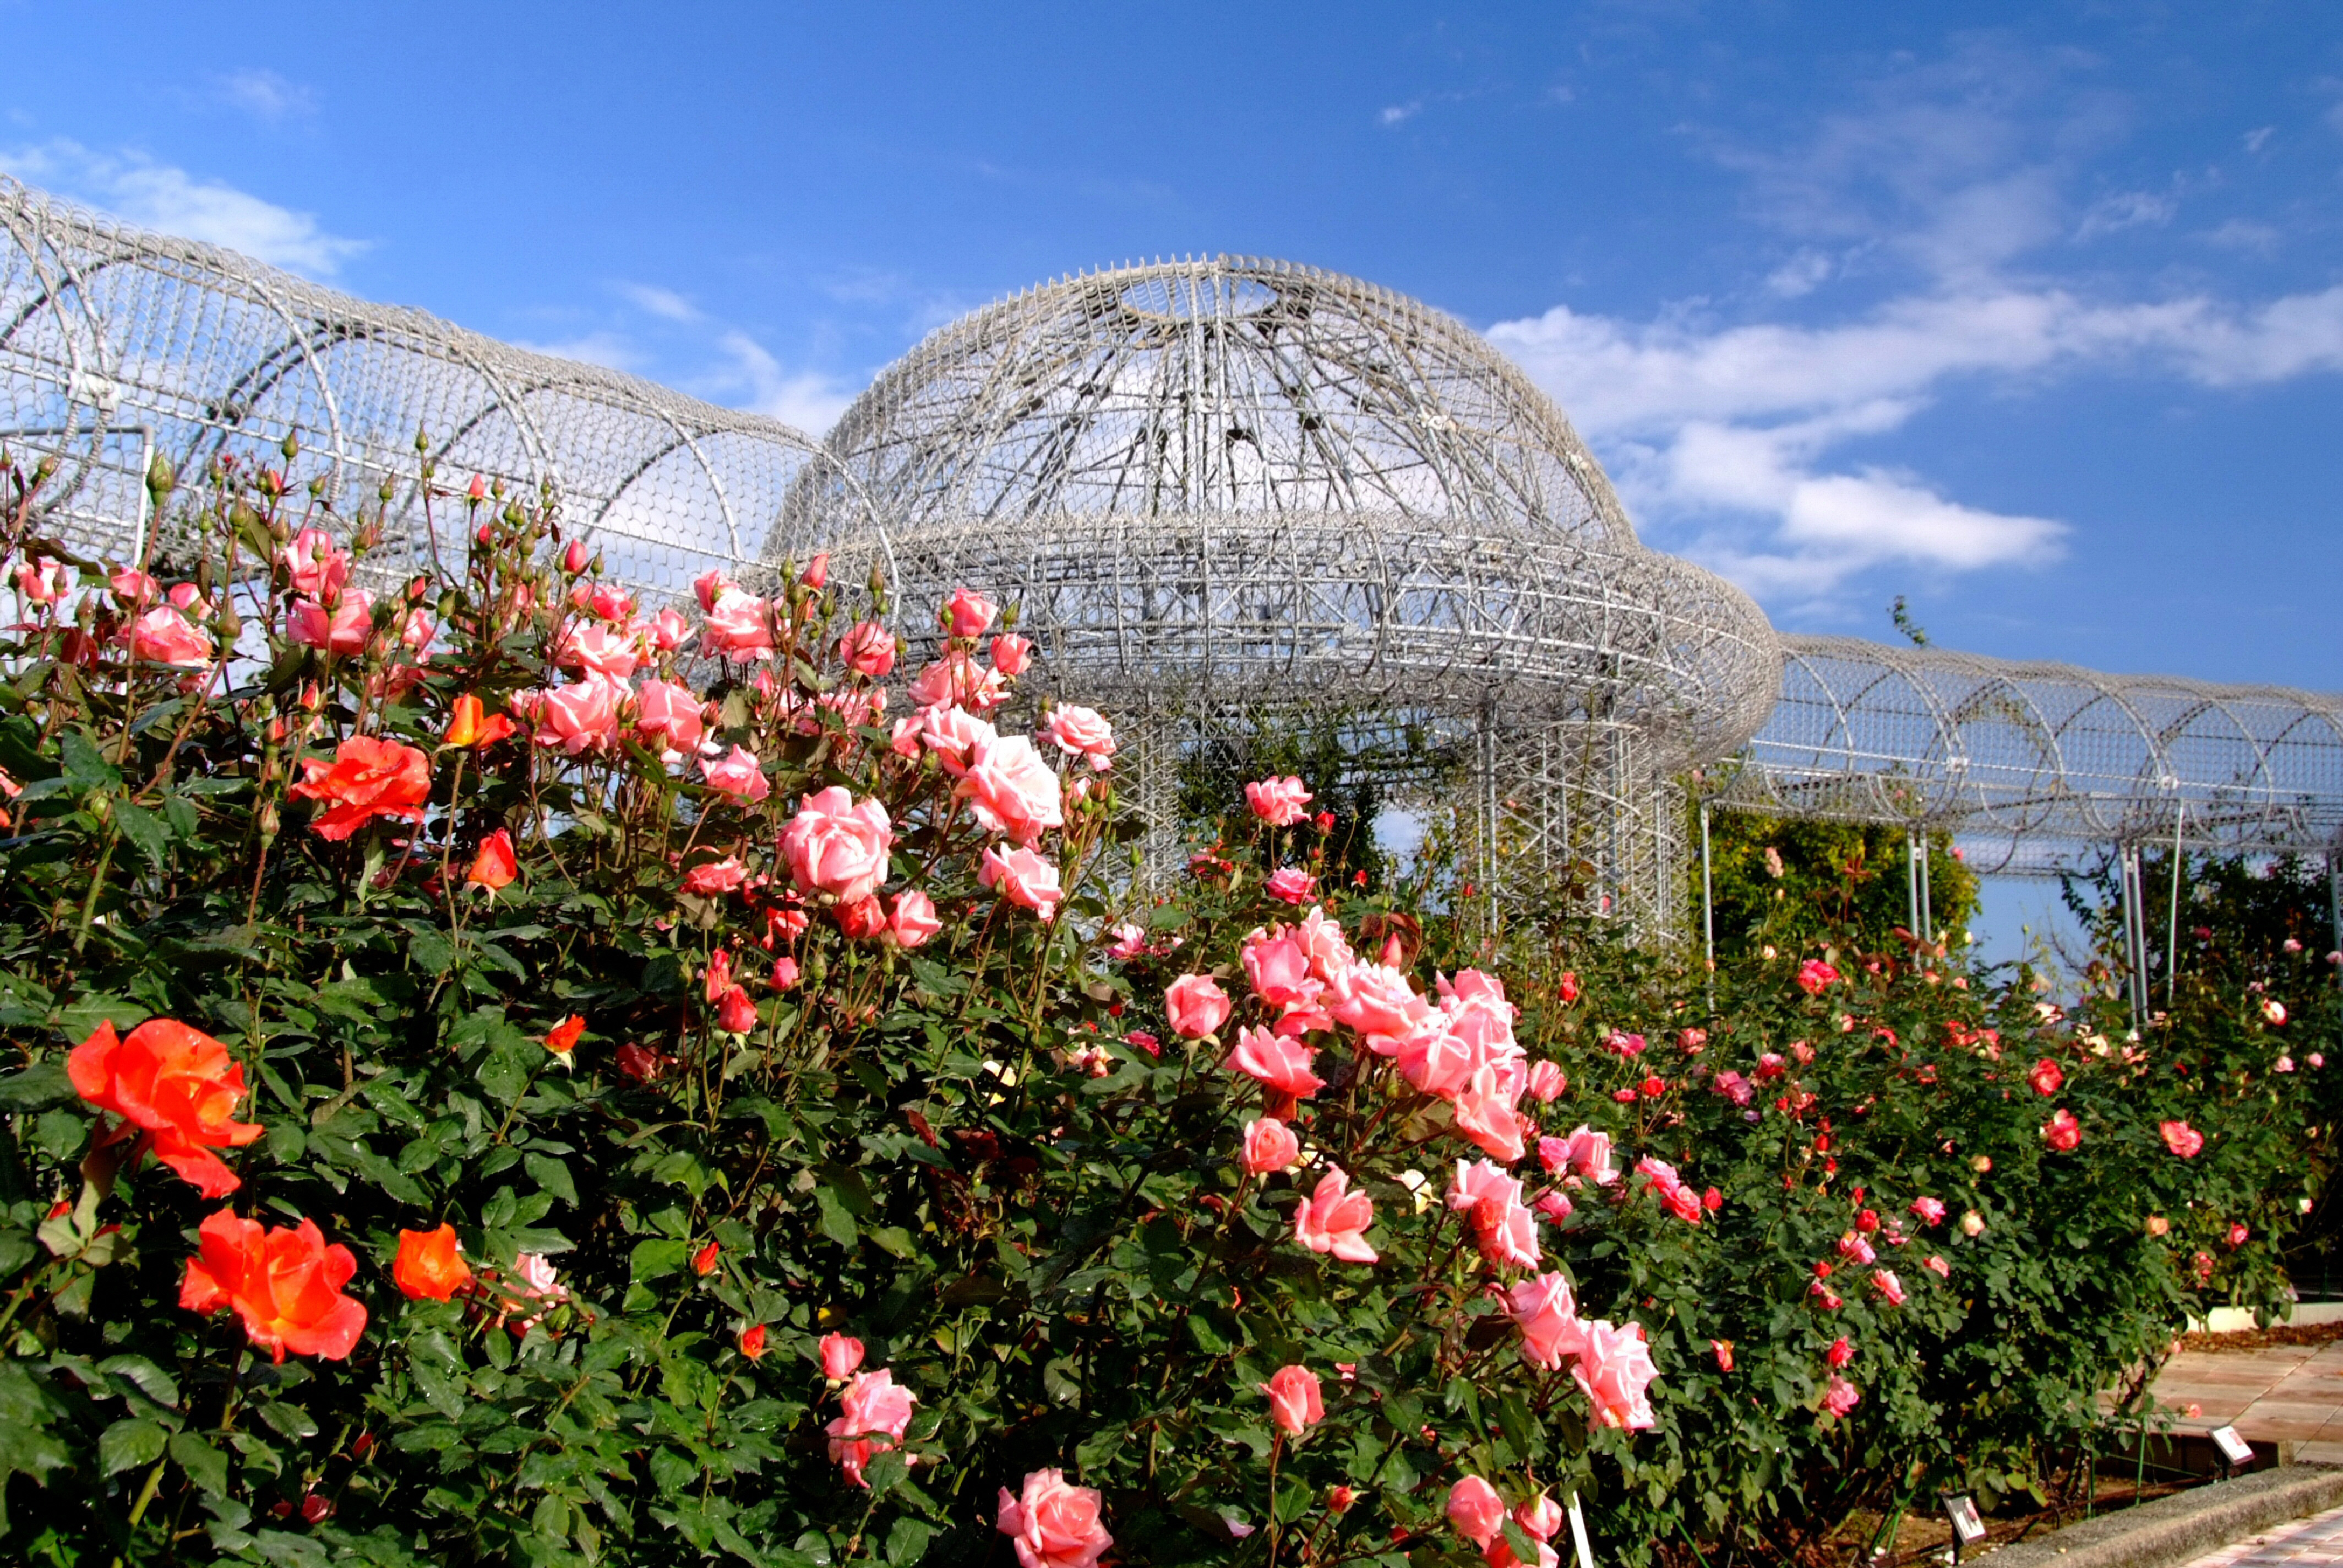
[{"x1": 0, "y1": 445, "x2": 2329, "y2": 1568}]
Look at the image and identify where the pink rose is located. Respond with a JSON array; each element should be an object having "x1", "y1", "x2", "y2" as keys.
[
  {"x1": 1560, "y1": 1126, "x2": 1619, "y2": 1185},
  {"x1": 557, "y1": 621, "x2": 641, "y2": 679},
  {"x1": 2264, "y1": 999, "x2": 2288, "y2": 1026},
  {"x1": 1293, "y1": 1166, "x2": 1376, "y2": 1263},
  {"x1": 2042, "y1": 1107, "x2": 2081, "y2": 1152},
  {"x1": 284, "y1": 529, "x2": 350, "y2": 600},
  {"x1": 288, "y1": 592, "x2": 373, "y2": 655},
  {"x1": 918, "y1": 704, "x2": 998, "y2": 775},
  {"x1": 886, "y1": 889, "x2": 941, "y2": 948},
  {"x1": 1265, "y1": 868, "x2": 1317, "y2": 905},
  {"x1": 693, "y1": 569, "x2": 729, "y2": 612},
  {"x1": 908, "y1": 650, "x2": 1007, "y2": 712},
  {"x1": 996, "y1": 1468, "x2": 1111, "y2": 1568},
  {"x1": 819, "y1": 1332, "x2": 864, "y2": 1379},
  {"x1": 802, "y1": 552, "x2": 829, "y2": 589},
  {"x1": 1604, "y1": 1029, "x2": 1646, "y2": 1058},
  {"x1": 681, "y1": 857, "x2": 749, "y2": 896},
  {"x1": 1447, "y1": 1476, "x2": 1506, "y2": 1548},
  {"x1": 1258, "y1": 1364, "x2": 1323, "y2": 1436},
  {"x1": 2028, "y1": 1058, "x2": 2063, "y2": 1097},
  {"x1": 1910, "y1": 1196, "x2": 1947, "y2": 1225},
  {"x1": 1821, "y1": 1374, "x2": 1861, "y2": 1418},
  {"x1": 1534, "y1": 1190, "x2": 1572, "y2": 1223},
  {"x1": 780, "y1": 786, "x2": 893, "y2": 902},
  {"x1": 1329, "y1": 961, "x2": 1429, "y2": 1044},
  {"x1": 701, "y1": 745, "x2": 771, "y2": 803},
  {"x1": 838, "y1": 621, "x2": 896, "y2": 677},
  {"x1": 1165, "y1": 974, "x2": 1232, "y2": 1040},
  {"x1": 716, "y1": 986, "x2": 758, "y2": 1033},
  {"x1": 1836, "y1": 1231, "x2": 1875, "y2": 1266},
  {"x1": 1228, "y1": 1026, "x2": 1326, "y2": 1099},
  {"x1": 1572, "y1": 1319, "x2": 1660, "y2": 1429},
  {"x1": 1044, "y1": 705, "x2": 1116, "y2": 769},
  {"x1": 1874, "y1": 1269, "x2": 1906, "y2": 1306},
  {"x1": 1507, "y1": 1271, "x2": 1584, "y2": 1369},
  {"x1": 956, "y1": 734, "x2": 1064, "y2": 846},
  {"x1": 1518, "y1": 1494, "x2": 1566, "y2": 1544},
  {"x1": 1241, "y1": 1117, "x2": 1300, "y2": 1174},
  {"x1": 128, "y1": 605, "x2": 214, "y2": 667},
  {"x1": 1712, "y1": 1069, "x2": 1753, "y2": 1106},
  {"x1": 1452, "y1": 1064, "x2": 1527, "y2": 1162},
  {"x1": 645, "y1": 606, "x2": 693, "y2": 651},
  {"x1": 2160, "y1": 1120, "x2": 2205, "y2": 1158},
  {"x1": 1796, "y1": 959, "x2": 1840, "y2": 995},
  {"x1": 1241, "y1": 933, "x2": 1318, "y2": 1008},
  {"x1": 702, "y1": 589, "x2": 775, "y2": 660},
  {"x1": 944, "y1": 587, "x2": 999, "y2": 638},
  {"x1": 1245, "y1": 775, "x2": 1314, "y2": 826},
  {"x1": 825, "y1": 1368, "x2": 916, "y2": 1488},
  {"x1": 990, "y1": 633, "x2": 1032, "y2": 675},
  {"x1": 1922, "y1": 1255, "x2": 1950, "y2": 1278},
  {"x1": 522, "y1": 674, "x2": 625, "y2": 754},
  {"x1": 634, "y1": 678, "x2": 708, "y2": 758},
  {"x1": 1526, "y1": 1060, "x2": 1566, "y2": 1103},
  {"x1": 979, "y1": 845, "x2": 1062, "y2": 919}
]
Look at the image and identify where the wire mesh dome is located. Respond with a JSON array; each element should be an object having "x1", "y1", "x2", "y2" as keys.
[
  {"x1": 1712, "y1": 635, "x2": 2343, "y2": 873},
  {"x1": 779, "y1": 256, "x2": 1780, "y2": 766},
  {"x1": 0, "y1": 176, "x2": 830, "y2": 601}
]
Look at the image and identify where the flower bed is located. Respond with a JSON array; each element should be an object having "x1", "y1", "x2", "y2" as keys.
[{"x1": 0, "y1": 453, "x2": 2333, "y2": 1566}]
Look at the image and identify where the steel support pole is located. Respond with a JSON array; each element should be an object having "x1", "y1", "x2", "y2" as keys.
[
  {"x1": 1918, "y1": 835, "x2": 1934, "y2": 945},
  {"x1": 1699, "y1": 802, "x2": 1716, "y2": 1012},
  {"x1": 1906, "y1": 832, "x2": 1922, "y2": 938},
  {"x1": 2329, "y1": 853, "x2": 2341, "y2": 994},
  {"x1": 2120, "y1": 845, "x2": 2149, "y2": 1033},
  {"x1": 2165, "y1": 807, "x2": 2186, "y2": 1012}
]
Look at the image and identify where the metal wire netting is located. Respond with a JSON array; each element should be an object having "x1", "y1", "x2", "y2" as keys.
[{"x1": 0, "y1": 176, "x2": 830, "y2": 602}]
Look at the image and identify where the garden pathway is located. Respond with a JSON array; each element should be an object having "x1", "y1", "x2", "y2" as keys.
[
  {"x1": 2150, "y1": 1341, "x2": 2343, "y2": 1457},
  {"x1": 2175, "y1": 1502, "x2": 2343, "y2": 1568}
]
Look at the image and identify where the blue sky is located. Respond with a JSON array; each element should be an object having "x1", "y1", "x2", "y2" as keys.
[{"x1": 3, "y1": 2, "x2": 2338, "y2": 700}]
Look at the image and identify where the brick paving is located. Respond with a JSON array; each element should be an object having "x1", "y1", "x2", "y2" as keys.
[
  {"x1": 2174, "y1": 1502, "x2": 2343, "y2": 1568},
  {"x1": 2149, "y1": 1341, "x2": 2343, "y2": 1458}
]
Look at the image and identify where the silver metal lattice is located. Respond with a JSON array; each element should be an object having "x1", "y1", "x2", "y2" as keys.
[
  {"x1": 0, "y1": 176, "x2": 833, "y2": 603},
  {"x1": 1711, "y1": 635, "x2": 2343, "y2": 873},
  {"x1": 776, "y1": 256, "x2": 1783, "y2": 932}
]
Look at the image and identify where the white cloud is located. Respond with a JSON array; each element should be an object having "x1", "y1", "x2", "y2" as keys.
[
  {"x1": 217, "y1": 69, "x2": 315, "y2": 121},
  {"x1": 1488, "y1": 280, "x2": 2343, "y2": 600},
  {"x1": 2, "y1": 140, "x2": 364, "y2": 276},
  {"x1": 2075, "y1": 188, "x2": 2176, "y2": 239},
  {"x1": 709, "y1": 331, "x2": 854, "y2": 435},
  {"x1": 1763, "y1": 250, "x2": 1833, "y2": 298},
  {"x1": 2243, "y1": 126, "x2": 2275, "y2": 154},
  {"x1": 1379, "y1": 102, "x2": 1421, "y2": 127},
  {"x1": 620, "y1": 282, "x2": 700, "y2": 322}
]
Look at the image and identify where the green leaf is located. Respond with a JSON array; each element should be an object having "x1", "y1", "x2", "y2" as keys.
[
  {"x1": 99, "y1": 1416, "x2": 168, "y2": 1477},
  {"x1": 57, "y1": 729, "x2": 119, "y2": 789},
  {"x1": 255, "y1": 1401, "x2": 319, "y2": 1440},
  {"x1": 631, "y1": 1238, "x2": 690, "y2": 1283},
  {"x1": 813, "y1": 1187, "x2": 857, "y2": 1249},
  {"x1": 113, "y1": 799, "x2": 168, "y2": 869},
  {"x1": 0, "y1": 1061, "x2": 74, "y2": 1109},
  {"x1": 55, "y1": 993, "x2": 150, "y2": 1043},
  {"x1": 96, "y1": 1354, "x2": 180, "y2": 1412},
  {"x1": 884, "y1": 1517, "x2": 935, "y2": 1565},
  {"x1": 525, "y1": 1152, "x2": 578, "y2": 1206},
  {"x1": 170, "y1": 1430, "x2": 231, "y2": 1495}
]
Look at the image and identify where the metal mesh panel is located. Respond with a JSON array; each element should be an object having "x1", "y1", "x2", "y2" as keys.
[
  {"x1": 0, "y1": 176, "x2": 830, "y2": 602},
  {"x1": 1713, "y1": 635, "x2": 2343, "y2": 872}
]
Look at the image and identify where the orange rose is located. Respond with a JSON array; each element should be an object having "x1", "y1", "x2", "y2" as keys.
[
  {"x1": 546, "y1": 1016, "x2": 585, "y2": 1057},
  {"x1": 466, "y1": 829, "x2": 518, "y2": 891},
  {"x1": 392, "y1": 1224, "x2": 472, "y2": 1301},
  {"x1": 180, "y1": 1208, "x2": 368, "y2": 1362},
  {"x1": 444, "y1": 693, "x2": 518, "y2": 749},
  {"x1": 287, "y1": 736, "x2": 430, "y2": 841},
  {"x1": 68, "y1": 1019, "x2": 263, "y2": 1197}
]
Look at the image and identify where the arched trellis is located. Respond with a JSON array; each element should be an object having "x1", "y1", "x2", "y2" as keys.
[
  {"x1": 1699, "y1": 634, "x2": 2343, "y2": 1017},
  {"x1": 0, "y1": 176, "x2": 850, "y2": 603}
]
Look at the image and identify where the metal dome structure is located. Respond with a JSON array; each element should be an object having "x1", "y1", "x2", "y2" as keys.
[
  {"x1": 776, "y1": 255, "x2": 1781, "y2": 929},
  {"x1": 0, "y1": 176, "x2": 831, "y2": 602}
]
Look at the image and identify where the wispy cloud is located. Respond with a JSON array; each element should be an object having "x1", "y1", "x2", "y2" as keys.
[
  {"x1": 619, "y1": 282, "x2": 700, "y2": 323},
  {"x1": 1, "y1": 140, "x2": 364, "y2": 276},
  {"x1": 1484, "y1": 45, "x2": 2343, "y2": 606},
  {"x1": 707, "y1": 332, "x2": 855, "y2": 435},
  {"x1": 216, "y1": 69, "x2": 315, "y2": 122},
  {"x1": 1378, "y1": 101, "x2": 1421, "y2": 127},
  {"x1": 510, "y1": 331, "x2": 641, "y2": 372}
]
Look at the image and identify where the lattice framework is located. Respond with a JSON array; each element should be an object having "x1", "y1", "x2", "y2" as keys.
[{"x1": 0, "y1": 177, "x2": 832, "y2": 602}]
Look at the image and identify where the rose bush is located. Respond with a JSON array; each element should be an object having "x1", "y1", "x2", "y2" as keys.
[{"x1": 0, "y1": 449, "x2": 2330, "y2": 1567}]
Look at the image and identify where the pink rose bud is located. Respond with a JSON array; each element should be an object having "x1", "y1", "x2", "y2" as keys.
[
  {"x1": 771, "y1": 956, "x2": 800, "y2": 991},
  {"x1": 990, "y1": 633, "x2": 1032, "y2": 675},
  {"x1": 803, "y1": 551, "x2": 829, "y2": 589},
  {"x1": 1241, "y1": 1117, "x2": 1301, "y2": 1174},
  {"x1": 1257, "y1": 1364, "x2": 1323, "y2": 1436},
  {"x1": 716, "y1": 986, "x2": 759, "y2": 1033},
  {"x1": 819, "y1": 1333, "x2": 864, "y2": 1379}
]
